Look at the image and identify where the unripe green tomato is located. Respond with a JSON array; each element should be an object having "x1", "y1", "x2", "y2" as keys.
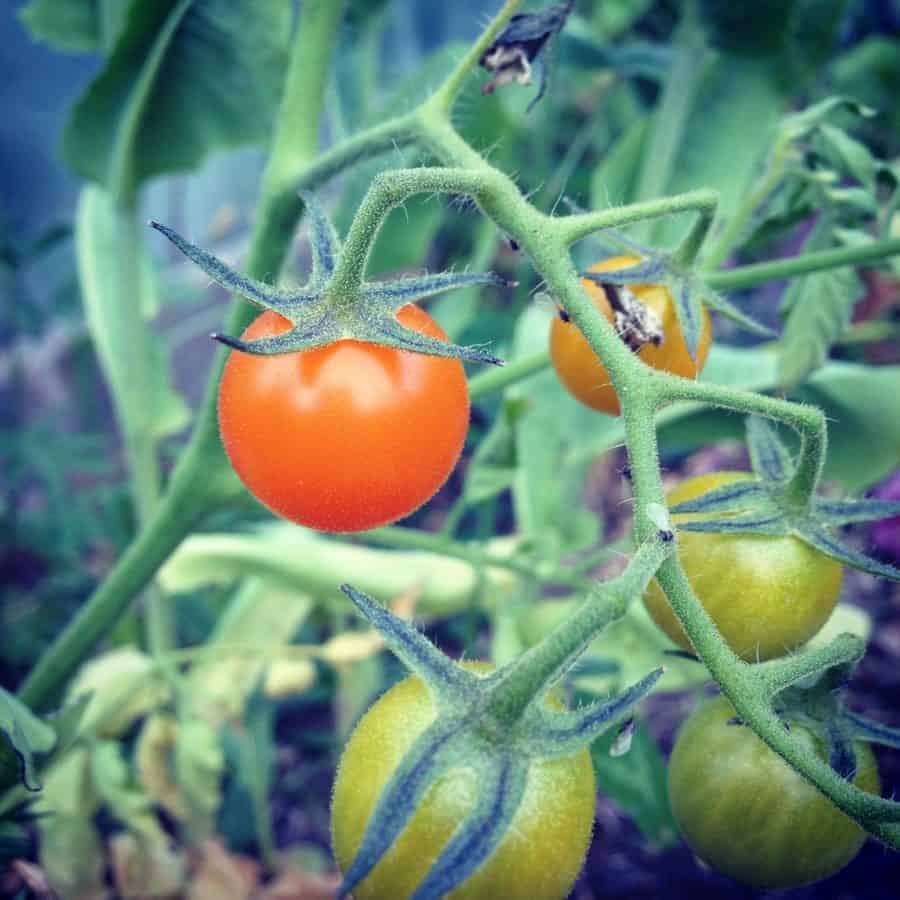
[
  {"x1": 643, "y1": 471, "x2": 843, "y2": 661},
  {"x1": 668, "y1": 696, "x2": 880, "y2": 889},
  {"x1": 330, "y1": 663, "x2": 596, "y2": 899}
]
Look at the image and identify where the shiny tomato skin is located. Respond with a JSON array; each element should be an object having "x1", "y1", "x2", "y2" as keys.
[
  {"x1": 643, "y1": 471, "x2": 843, "y2": 661},
  {"x1": 331, "y1": 663, "x2": 596, "y2": 900},
  {"x1": 217, "y1": 305, "x2": 469, "y2": 532},
  {"x1": 550, "y1": 255, "x2": 712, "y2": 415},
  {"x1": 669, "y1": 696, "x2": 880, "y2": 889}
]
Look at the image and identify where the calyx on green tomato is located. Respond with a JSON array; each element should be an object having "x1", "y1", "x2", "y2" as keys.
[
  {"x1": 217, "y1": 304, "x2": 469, "y2": 533},
  {"x1": 643, "y1": 471, "x2": 843, "y2": 661},
  {"x1": 668, "y1": 696, "x2": 880, "y2": 888},
  {"x1": 330, "y1": 663, "x2": 596, "y2": 900}
]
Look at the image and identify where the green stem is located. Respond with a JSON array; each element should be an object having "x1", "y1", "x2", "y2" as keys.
[
  {"x1": 469, "y1": 351, "x2": 550, "y2": 400},
  {"x1": 706, "y1": 238, "x2": 900, "y2": 291},
  {"x1": 17, "y1": 448, "x2": 213, "y2": 709},
  {"x1": 484, "y1": 536, "x2": 672, "y2": 725},
  {"x1": 758, "y1": 634, "x2": 866, "y2": 697},
  {"x1": 558, "y1": 189, "x2": 719, "y2": 246},
  {"x1": 425, "y1": 0, "x2": 524, "y2": 115}
]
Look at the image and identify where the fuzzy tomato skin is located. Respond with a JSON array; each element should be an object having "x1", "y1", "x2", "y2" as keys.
[
  {"x1": 330, "y1": 663, "x2": 596, "y2": 900},
  {"x1": 668, "y1": 696, "x2": 880, "y2": 889},
  {"x1": 217, "y1": 304, "x2": 469, "y2": 532},
  {"x1": 643, "y1": 471, "x2": 843, "y2": 661},
  {"x1": 550, "y1": 255, "x2": 712, "y2": 415}
]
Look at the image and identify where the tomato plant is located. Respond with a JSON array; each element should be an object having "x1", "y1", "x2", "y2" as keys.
[
  {"x1": 668, "y1": 695, "x2": 880, "y2": 888},
  {"x1": 331, "y1": 663, "x2": 596, "y2": 900},
  {"x1": 643, "y1": 471, "x2": 843, "y2": 661},
  {"x1": 549, "y1": 255, "x2": 712, "y2": 415},
  {"x1": 218, "y1": 304, "x2": 469, "y2": 532}
]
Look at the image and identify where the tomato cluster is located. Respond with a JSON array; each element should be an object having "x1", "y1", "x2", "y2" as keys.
[{"x1": 218, "y1": 305, "x2": 469, "y2": 532}]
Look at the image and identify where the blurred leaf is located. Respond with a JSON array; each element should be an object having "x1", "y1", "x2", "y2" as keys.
[
  {"x1": 62, "y1": 0, "x2": 290, "y2": 196},
  {"x1": 591, "y1": 720, "x2": 678, "y2": 846},
  {"x1": 646, "y1": 53, "x2": 786, "y2": 248},
  {"x1": 76, "y1": 188, "x2": 189, "y2": 452},
  {"x1": 67, "y1": 647, "x2": 170, "y2": 738},
  {"x1": 0, "y1": 687, "x2": 56, "y2": 792},
  {"x1": 175, "y1": 719, "x2": 225, "y2": 840},
  {"x1": 590, "y1": 117, "x2": 649, "y2": 208},
  {"x1": 778, "y1": 261, "x2": 864, "y2": 388},
  {"x1": 160, "y1": 525, "x2": 517, "y2": 618},
  {"x1": 39, "y1": 813, "x2": 107, "y2": 900},
  {"x1": 91, "y1": 741, "x2": 165, "y2": 841},
  {"x1": 187, "y1": 839, "x2": 258, "y2": 900},
  {"x1": 186, "y1": 581, "x2": 313, "y2": 727},
  {"x1": 509, "y1": 304, "x2": 610, "y2": 559},
  {"x1": 110, "y1": 831, "x2": 186, "y2": 900},
  {"x1": 817, "y1": 124, "x2": 878, "y2": 188},
  {"x1": 19, "y1": 0, "x2": 130, "y2": 54}
]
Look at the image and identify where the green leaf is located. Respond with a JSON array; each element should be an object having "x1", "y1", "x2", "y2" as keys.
[
  {"x1": 19, "y1": 0, "x2": 130, "y2": 54},
  {"x1": 817, "y1": 124, "x2": 878, "y2": 188},
  {"x1": 778, "y1": 248, "x2": 865, "y2": 388},
  {"x1": 591, "y1": 720, "x2": 678, "y2": 846},
  {"x1": 0, "y1": 687, "x2": 56, "y2": 792},
  {"x1": 644, "y1": 52, "x2": 787, "y2": 249},
  {"x1": 62, "y1": 0, "x2": 291, "y2": 197},
  {"x1": 780, "y1": 96, "x2": 876, "y2": 140},
  {"x1": 186, "y1": 581, "x2": 314, "y2": 727},
  {"x1": 76, "y1": 188, "x2": 189, "y2": 451},
  {"x1": 590, "y1": 117, "x2": 650, "y2": 208}
]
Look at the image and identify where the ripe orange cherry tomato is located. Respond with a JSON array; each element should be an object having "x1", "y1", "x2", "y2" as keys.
[
  {"x1": 331, "y1": 663, "x2": 596, "y2": 900},
  {"x1": 218, "y1": 304, "x2": 469, "y2": 532},
  {"x1": 549, "y1": 255, "x2": 712, "y2": 415},
  {"x1": 669, "y1": 696, "x2": 880, "y2": 888},
  {"x1": 643, "y1": 471, "x2": 843, "y2": 661}
]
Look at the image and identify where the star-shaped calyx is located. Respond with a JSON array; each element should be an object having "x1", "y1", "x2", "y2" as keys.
[
  {"x1": 150, "y1": 192, "x2": 514, "y2": 366},
  {"x1": 665, "y1": 415, "x2": 900, "y2": 581}
]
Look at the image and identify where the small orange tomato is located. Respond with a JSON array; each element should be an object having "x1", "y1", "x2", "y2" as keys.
[
  {"x1": 550, "y1": 255, "x2": 712, "y2": 415},
  {"x1": 217, "y1": 304, "x2": 469, "y2": 532}
]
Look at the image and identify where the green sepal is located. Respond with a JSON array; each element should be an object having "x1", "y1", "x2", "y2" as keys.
[
  {"x1": 522, "y1": 667, "x2": 665, "y2": 757},
  {"x1": 300, "y1": 190, "x2": 340, "y2": 286},
  {"x1": 407, "y1": 756, "x2": 529, "y2": 900},
  {"x1": 149, "y1": 220, "x2": 312, "y2": 310},
  {"x1": 845, "y1": 712, "x2": 900, "y2": 750},
  {"x1": 747, "y1": 415, "x2": 795, "y2": 483},
  {"x1": 823, "y1": 717, "x2": 858, "y2": 781},
  {"x1": 338, "y1": 718, "x2": 467, "y2": 898},
  {"x1": 668, "y1": 275, "x2": 705, "y2": 359},
  {"x1": 677, "y1": 512, "x2": 789, "y2": 535},
  {"x1": 692, "y1": 279, "x2": 776, "y2": 338},
  {"x1": 579, "y1": 258, "x2": 666, "y2": 285},
  {"x1": 151, "y1": 199, "x2": 510, "y2": 366},
  {"x1": 340, "y1": 585, "x2": 479, "y2": 703},
  {"x1": 814, "y1": 497, "x2": 900, "y2": 526},
  {"x1": 796, "y1": 524, "x2": 900, "y2": 581},
  {"x1": 668, "y1": 478, "x2": 767, "y2": 515}
]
